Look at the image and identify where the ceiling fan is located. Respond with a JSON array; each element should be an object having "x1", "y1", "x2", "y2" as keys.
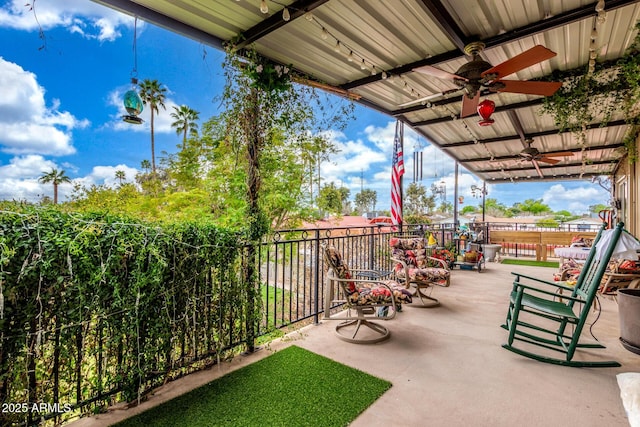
[
  {"x1": 519, "y1": 138, "x2": 574, "y2": 165},
  {"x1": 408, "y1": 42, "x2": 562, "y2": 117}
]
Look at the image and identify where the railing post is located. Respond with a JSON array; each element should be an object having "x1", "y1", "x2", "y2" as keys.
[
  {"x1": 313, "y1": 229, "x2": 321, "y2": 325},
  {"x1": 369, "y1": 226, "x2": 375, "y2": 270}
]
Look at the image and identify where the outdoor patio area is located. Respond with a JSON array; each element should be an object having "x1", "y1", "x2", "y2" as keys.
[{"x1": 71, "y1": 261, "x2": 640, "y2": 427}]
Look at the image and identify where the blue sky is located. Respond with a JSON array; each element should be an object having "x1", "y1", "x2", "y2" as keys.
[{"x1": 0, "y1": 0, "x2": 611, "y2": 215}]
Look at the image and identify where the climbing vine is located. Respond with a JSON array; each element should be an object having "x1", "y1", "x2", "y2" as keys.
[
  {"x1": 541, "y1": 22, "x2": 640, "y2": 161},
  {"x1": 221, "y1": 45, "x2": 354, "y2": 351},
  {"x1": 0, "y1": 205, "x2": 244, "y2": 425}
]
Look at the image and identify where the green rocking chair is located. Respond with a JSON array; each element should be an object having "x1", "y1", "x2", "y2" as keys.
[{"x1": 502, "y1": 222, "x2": 624, "y2": 367}]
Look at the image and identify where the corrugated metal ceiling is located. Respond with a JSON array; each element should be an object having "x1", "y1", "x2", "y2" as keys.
[{"x1": 92, "y1": 0, "x2": 640, "y2": 183}]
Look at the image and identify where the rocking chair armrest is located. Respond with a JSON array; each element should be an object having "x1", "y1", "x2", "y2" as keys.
[
  {"x1": 512, "y1": 281, "x2": 585, "y2": 303},
  {"x1": 511, "y1": 272, "x2": 562, "y2": 288}
]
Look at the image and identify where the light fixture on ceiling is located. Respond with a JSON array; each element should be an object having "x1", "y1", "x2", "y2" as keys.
[
  {"x1": 122, "y1": 16, "x2": 143, "y2": 125},
  {"x1": 282, "y1": 7, "x2": 290, "y2": 21},
  {"x1": 477, "y1": 99, "x2": 495, "y2": 126},
  {"x1": 260, "y1": 0, "x2": 269, "y2": 14}
]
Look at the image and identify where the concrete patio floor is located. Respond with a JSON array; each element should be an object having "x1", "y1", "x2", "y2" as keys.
[{"x1": 71, "y1": 261, "x2": 640, "y2": 427}]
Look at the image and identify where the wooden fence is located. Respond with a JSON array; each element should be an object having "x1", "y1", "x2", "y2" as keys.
[{"x1": 489, "y1": 230, "x2": 598, "y2": 261}]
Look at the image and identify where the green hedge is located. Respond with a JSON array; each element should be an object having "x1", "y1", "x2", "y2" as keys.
[{"x1": 0, "y1": 206, "x2": 245, "y2": 424}]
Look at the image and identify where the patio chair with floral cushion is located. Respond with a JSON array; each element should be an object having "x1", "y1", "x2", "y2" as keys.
[
  {"x1": 389, "y1": 237, "x2": 451, "y2": 307},
  {"x1": 555, "y1": 257, "x2": 640, "y2": 298},
  {"x1": 322, "y1": 244, "x2": 412, "y2": 344}
]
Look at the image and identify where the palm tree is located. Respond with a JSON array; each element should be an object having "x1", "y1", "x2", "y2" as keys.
[
  {"x1": 138, "y1": 79, "x2": 167, "y2": 175},
  {"x1": 140, "y1": 159, "x2": 151, "y2": 173},
  {"x1": 115, "y1": 170, "x2": 126, "y2": 185},
  {"x1": 170, "y1": 105, "x2": 200, "y2": 151},
  {"x1": 39, "y1": 168, "x2": 71, "y2": 204}
]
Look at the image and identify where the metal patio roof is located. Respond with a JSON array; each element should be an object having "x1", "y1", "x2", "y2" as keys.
[{"x1": 92, "y1": 0, "x2": 640, "y2": 183}]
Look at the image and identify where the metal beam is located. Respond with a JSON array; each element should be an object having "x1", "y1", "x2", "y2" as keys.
[
  {"x1": 440, "y1": 120, "x2": 628, "y2": 148},
  {"x1": 91, "y1": 0, "x2": 225, "y2": 49},
  {"x1": 234, "y1": 0, "x2": 330, "y2": 49},
  {"x1": 485, "y1": 172, "x2": 608, "y2": 183},
  {"x1": 409, "y1": 99, "x2": 543, "y2": 127},
  {"x1": 473, "y1": 157, "x2": 621, "y2": 173},
  {"x1": 418, "y1": 0, "x2": 469, "y2": 52},
  {"x1": 342, "y1": 0, "x2": 640, "y2": 90}
]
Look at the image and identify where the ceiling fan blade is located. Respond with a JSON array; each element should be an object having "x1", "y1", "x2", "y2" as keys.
[
  {"x1": 532, "y1": 159, "x2": 544, "y2": 178},
  {"x1": 460, "y1": 92, "x2": 480, "y2": 118},
  {"x1": 537, "y1": 156, "x2": 560, "y2": 165},
  {"x1": 481, "y1": 45, "x2": 557, "y2": 79},
  {"x1": 414, "y1": 65, "x2": 466, "y2": 81},
  {"x1": 398, "y1": 88, "x2": 461, "y2": 107},
  {"x1": 544, "y1": 151, "x2": 574, "y2": 157},
  {"x1": 496, "y1": 80, "x2": 562, "y2": 96}
]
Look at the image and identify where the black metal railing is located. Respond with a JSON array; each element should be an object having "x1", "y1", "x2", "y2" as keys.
[{"x1": 253, "y1": 220, "x2": 601, "y2": 334}]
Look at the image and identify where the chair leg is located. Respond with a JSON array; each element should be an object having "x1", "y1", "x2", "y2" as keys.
[
  {"x1": 335, "y1": 318, "x2": 391, "y2": 344},
  {"x1": 415, "y1": 287, "x2": 440, "y2": 307}
]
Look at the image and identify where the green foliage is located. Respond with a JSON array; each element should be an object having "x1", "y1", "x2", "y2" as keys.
[
  {"x1": 541, "y1": 21, "x2": 640, "y2": 160},
  {"x1": 317, "y1": 183, "x2": 349, "y2": 215},
  {"x1": 553, "y1": 210, "x2": 578, "y2": 222},
  {"x1": 514, "y1": 199, "x2": 551, "y2": 216},
  {"x1": 437, "y1": 201, "x2": 453, "y2": 214},
  {"x1": 590, "y1": 203, "x2": 610, "y2": 214},
  {"x1": 483, "y1": 198, "x2": 508, "y2": 217},
  {"x1": 535, "y1": 218, "x2": 559, "y2": 228},
  {"x1": 406, "y1": 182, "x2": 435, "y2": 215},
  {"x1": 354, "y1": 189, "x2": 377, "y2": 214},
  {"x1": 242, "y1": 52, "x2": 293, "y2": 93},
  {"x1": 39, "y1": 168, "x2": 71, "y2": 204},
  {"x1": 460, "y1": 205, "x2": 478, "y2": 215},
  {"x1": 403, "y1": 214, "x2": 431, "y2": 224},
  {"x1": 138, "y1": 79, "x2": 167, "y2": 174},
  {"x1": 0, "y1": 204, "x2": 245, "y2": 417}
]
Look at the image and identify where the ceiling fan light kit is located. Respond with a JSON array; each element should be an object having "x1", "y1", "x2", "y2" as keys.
[{"x1": 477, "y1": 99, "x2": 495, "y2": 126}]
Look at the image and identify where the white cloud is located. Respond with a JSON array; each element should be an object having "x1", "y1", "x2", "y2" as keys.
[
  {"x1": 0, "y1": 58, "x2": 88, "y2": 155},
  {"x1": 320, "y1": 131, "x2": 388, "y2": 189},
  {"x1": 0, "y1": 155, "x2": 58, "y2": 201},
  {"x1": 542, "y1": 183, "x2": 608, "y2": 214},
  {"x1": 0, "y1": 155, "x2": 139, "y2": 203},
  {"x1": 0, "y1": 0, "x2": 134, "y2": 42},
  {"x1": 83, "y1": 164, "x2": 139, "y2": 188}
]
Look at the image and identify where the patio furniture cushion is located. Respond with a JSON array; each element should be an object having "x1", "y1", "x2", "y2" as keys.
[
  {"x1": 394, "y1": 265, "x2": 450, "y2": 285},
  {"x1": 345, "y1": 282, "x2": 413, "y2": 305},
  {"x1": 389, "y1": 237, "x2": 451, "y2": 306},
  {"x1": 323, "y1": 245, "x2": 412, "y2": 304},
  {"x1": 390, "y1": 237, "x2": 451, "y2": 285},
  {"x1": 324, "y1": 245, "x2": 356, "y2": 294}
]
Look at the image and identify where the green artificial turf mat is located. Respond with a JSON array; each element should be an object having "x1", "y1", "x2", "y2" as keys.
[
  {"x1": 113, "y1": 345, "x2": 391, "y2": 427},
  {"x1": 501, "y1": 259, "x2": 559, "y2": 268}
]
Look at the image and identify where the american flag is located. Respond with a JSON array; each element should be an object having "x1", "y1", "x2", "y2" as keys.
[{"x1": 390, "y1": 120, "x2": 404, "y2": 225}]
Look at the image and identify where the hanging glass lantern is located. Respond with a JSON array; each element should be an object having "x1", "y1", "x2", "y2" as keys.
[
  {"x1": 123, "y1": 78, "x2": 143, "y2": 124},
  {"x1": 477, "y1": 99, "x2": 495, "y2": 126}
]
